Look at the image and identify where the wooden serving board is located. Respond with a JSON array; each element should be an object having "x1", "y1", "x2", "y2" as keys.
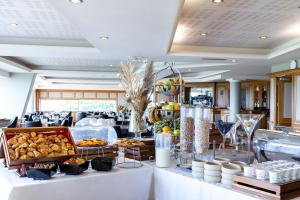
[
  {"x1": 125, "y1": 145, "x2": 155, "y2": 161},
  {"x1": 232, "y1": 175, "x2": 300, "y2": 200},
  {"x1": 2, "y1": 126, "x2": 78, "y2": 170},
  {"x1": 77, "y1": 146, "x2": 118, "y2": 160}
]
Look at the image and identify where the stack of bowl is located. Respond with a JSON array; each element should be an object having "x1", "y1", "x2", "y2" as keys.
[
  {"x1": 204, "y1": 162, "x2": 221, "y2": 183},
  {"x1": 213, "y1": 158, "x2": 229, "y2": 165},
  {"x1": 221, "y1": 163, "x2": 242, "y2": 186},
  {"x1": 192, "y1": 160, "x2": 205, "y2": 179}
]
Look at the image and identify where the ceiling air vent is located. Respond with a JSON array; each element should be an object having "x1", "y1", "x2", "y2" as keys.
[{"x1": 202, "y1": 58, "x2": 228, "y2": 61}]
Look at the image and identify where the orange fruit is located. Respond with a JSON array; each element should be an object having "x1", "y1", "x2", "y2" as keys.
[
  {"x1": 174, "y1": 104, "x2": 180, "y2": 111},
  {"x1": 162, "y1": 126, "x2": 171, "y2": 134}
]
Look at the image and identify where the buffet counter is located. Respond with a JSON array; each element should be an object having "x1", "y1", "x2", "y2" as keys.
[
  {"x1": 0, "y1": 160, "x2": 153, "y2": 200},
  {"x1": 2, "y1": 158, "x2": 300, "y2": 200},
  {"x1": 149, "y1": 162, "x2": 261, "y2": 200}
]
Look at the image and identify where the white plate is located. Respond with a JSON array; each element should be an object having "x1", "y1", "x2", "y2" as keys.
[
  {"x1": 192, "y1": 166, "x2": 204, "y2": 172},
  {"x1": 221, "y1": 178, "x2": 232, "y2": 186},
  {"x1": 192, "y1": 160, "x2": 206, "y2": 168},
  {"x1": 221, "y1": 173, "x2": 233, "y2": 180},
  {"x1": 222, "y1": 163, "x2": 241, "y2": 175},
  {"x1": 204, "y1": 175, "x2": 221, "y2": 183},
  {"x1": 204, "y1": 169, "x2": 221, "y2": 177},
  {"x1": 204, "y1": 162, "x2": 221, "y2": 171}
]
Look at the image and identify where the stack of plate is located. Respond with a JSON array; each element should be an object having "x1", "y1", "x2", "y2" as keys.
[
  {"x1": 221, "y1": 163, "x2": 241, "y2": 186},
  {"x1": 204, "y1": 162, "x2": 221, "y2": 183},
  {"x1": 192, "y1": 160, "x2": 205, "y2": 179}
]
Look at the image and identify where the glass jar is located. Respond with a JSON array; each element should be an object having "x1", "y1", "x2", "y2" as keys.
[
  {"x1": 194, "y1": 106, "x2": 211, "y2": 158},
  {"x1": 155, "y1": 133, "x2": 171, "y2": 168},
  {"x1": 179, "y1": 105, "x2": 195, "y2": 167}
]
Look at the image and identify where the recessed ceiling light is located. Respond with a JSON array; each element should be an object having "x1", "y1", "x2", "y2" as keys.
[
  {"x1": 69, "y1": 0, "x2": 83, "y2": 4},
  {"x1": 116, "y1": 73, "x2": 120, "y2": 77},
  {"x1": 231, "y1": 59, "x2": 237, "y2": 63},
  {"x1": 212, "y1": 0, "x2": 223, "y2": 3},
  {"x1": 200, "y1": 33, "x2": 208, "y2": 36},
  {"x1": 99, "y1": 36, "x2": 109, "y2": 40},
  {"x1": 188, "y1": 69, "x2": 192, "y2": 72},
  {"x1": 259, "y1": 35, "x2": 268, "y2": 39},
  {"x1": 10, "y1": 23, "x2": 18, "y2": 26},
  {"x1": 109, "y1": 64, "x2": 113, "y2": 67}
]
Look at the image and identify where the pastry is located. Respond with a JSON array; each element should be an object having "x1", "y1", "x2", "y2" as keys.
[
  {"x1": 63, "y1": 157, "x2": 85, "y2": 165},
  {"x1": 7, "y1": 132, "x2": 76, "y2": 160},
  {"x1": 33, "y1": 162, "x2": 55, "y2": 169},
  {"x1": 114, "y1": 139, "x2": 145, "y2": 147},
  {"x1": 76, "y1": 138, "x2": 108, "y2": 147}
]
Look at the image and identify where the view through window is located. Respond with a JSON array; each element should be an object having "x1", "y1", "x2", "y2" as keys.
[{"x1": 40, "y1": 100, "x2": 117, "y2": 112}]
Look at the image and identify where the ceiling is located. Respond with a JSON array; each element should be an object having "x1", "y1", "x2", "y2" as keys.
[{"x1": 0, "y1": 0, "x2": 299, "y2": 86}]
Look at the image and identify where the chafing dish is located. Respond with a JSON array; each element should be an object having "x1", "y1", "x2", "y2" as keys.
[{"x1": 253, "y1": 129, "x2": 300, "y2": 162}]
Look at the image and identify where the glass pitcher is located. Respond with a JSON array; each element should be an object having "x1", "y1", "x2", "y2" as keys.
[{"x1": 156, "y1": 133, "x2": 171, "y2": 168}]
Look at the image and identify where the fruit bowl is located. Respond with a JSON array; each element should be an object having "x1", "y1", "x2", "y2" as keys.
[
  {"x1": 159, "y1": 109, "x2": 180, "y2": 120},
  {"x1": 157, "y1": 84, "x2": 180, "y2": 96}
]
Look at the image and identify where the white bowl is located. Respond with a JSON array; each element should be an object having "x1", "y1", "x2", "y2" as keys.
[
  {"x1": 205, "y1": 162, "x2": 221, "y2": 171},
  {"x1": 229, "y1": 161, "x2": 246, "y2": 171},
  {"x1": 222, "y1": 163, "x2": 241, "y2": 175},
  {"x1": 221, "y1": 178, "x2": 232, "y2": 186},
  {"x1": 213, "y1": 158, "x2": 230, "y2": 165},
  {"x1": 221, "y1": 172, "x2": 233, "y2": 180},
  {"x1": 192, "y1": 171, "x2": 204, "y2": 178},
  {"x1": 192, "y1": 166, "x2": 204, "y2": 172},
  {"x1": 192, "y1": 160, "x2": 206, "y2": 168},
  {"x1": 204, "y1": 169, "x2": 221, "y2": 177},
  {"x1": 204, "y1": 175, "x2": 221, "y2": 183}
]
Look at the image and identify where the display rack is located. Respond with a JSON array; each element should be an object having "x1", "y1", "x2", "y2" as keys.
[{"x1": 152, "y1": 62, "x2": 184, "y2": 158}]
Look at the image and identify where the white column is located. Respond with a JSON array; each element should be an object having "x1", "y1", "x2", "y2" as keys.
[
  {"x1": 0, "y1": 73, "x2": 36, "y2": 118},
  {"x1": 229, "y1": 80, "x2": 241, "y2": 122},
  {"x1": 269, "y1": 77, "x2": 276, "y2": 129}
]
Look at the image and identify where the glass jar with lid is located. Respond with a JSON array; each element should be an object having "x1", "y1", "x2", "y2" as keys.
[
  {"x1": 179, "y1": 105, "x2": 195, "y2": 167},
  {"x1": 194, "y1": 106, "x2": 211, "y2": 159}
]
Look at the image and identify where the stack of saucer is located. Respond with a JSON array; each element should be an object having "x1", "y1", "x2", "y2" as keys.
[
  {"x1": 192, "y1": 160, "x2": 205, "y2": 179},
  {"x1": 221, "y1": 163, "x2": 241, "y2": 186},
  {"x1": 204, "y1": 162, "x2": 221, "y2": 183}
]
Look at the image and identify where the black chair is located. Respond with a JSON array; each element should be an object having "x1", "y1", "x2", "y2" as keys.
[
  {"x1": 65, "y1": 112, "x2": 72, "y2": 118},
  {"x1": 67, "y1": 116, "x2": 73, "y2": 126},
  {"x1": 24, "y1": 120, "x2": 42, "y2": 128},
  {"x1": 6, "y1": 116, "x2": 18, "y2": 128},
  {"x1": 61, "y1": 119, "x2": 69, "y2": 127},
  {"x1": 28, "y1": 114, "x2": 35, "y2": 121},
  {"x1": 24, "y1": 115, "x2": 29, "y2": 121},
  {"x1": 76, "y1": 112, "x2": 87, "y2": 122},
  {"x1": 113, "y1": 126, "x2": 122, "y2": 138},
  {"x1": 99, "y1": 114, "x2": 109, "y2": 119}
]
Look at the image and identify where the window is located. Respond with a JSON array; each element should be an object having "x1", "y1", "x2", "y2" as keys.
[{"x1": 40, "y1": 99, "x2": 116, "y2": 112}]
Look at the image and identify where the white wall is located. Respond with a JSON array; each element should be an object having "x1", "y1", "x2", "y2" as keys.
[{"x1": 0, "y1": 73, "x2": 36, "y2": 118}]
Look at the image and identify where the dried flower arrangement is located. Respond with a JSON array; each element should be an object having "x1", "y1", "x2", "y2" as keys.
[{"x1": 120, "y1": 61, "x2": 154, "y2": 133}]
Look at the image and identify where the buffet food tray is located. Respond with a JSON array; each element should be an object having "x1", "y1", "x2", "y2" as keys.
[
  {"x1": 77, "y1": 146, "x2": 118, "y2": 160},
  {"x1": 232, "y1": 175, "x2": 300, "y2": 200},
  {"x1": 125, "y1": 146, "x2": 155, "y2": 161},
  {"x1": 2, "y1": 127, "x2": 78, "y2": 170},
  {"x1": 124, "y1": 138, "x2": 155, "y2": 161}
]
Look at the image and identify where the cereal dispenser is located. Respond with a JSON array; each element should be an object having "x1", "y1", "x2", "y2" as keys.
[
  {"x1": 194, "y1": 106, "x2": 211, "y2": 159},
  {"x1": 179, "y1": 105, "x2": 195, "y2": 167}
]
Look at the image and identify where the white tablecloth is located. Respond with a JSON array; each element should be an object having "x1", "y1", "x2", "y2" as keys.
[
  {"x1": 1, "y1": 159, "x2": 300, "y2": 200},
  {"x1": 0, "y1": 163, "x2": 153, "y2": 200},
  {"x1": 152, "y1": 164, "x2": 260, "y2": 200},
  {"x1": 150, "y1": 162, "x2": 300, "y2": 200}
]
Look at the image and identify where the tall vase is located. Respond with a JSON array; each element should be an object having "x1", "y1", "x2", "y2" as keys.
[{"x1": 128, "y1": 111, "x2": 147, "y2": 139}]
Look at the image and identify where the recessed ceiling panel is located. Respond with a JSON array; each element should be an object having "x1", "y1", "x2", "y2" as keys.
[
  {"x1": 174, "y1": 0, "x2": 300, "y2": 49},
  {"x1": 0, "y1": 0, "x2": 83, "y2": 40}
]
